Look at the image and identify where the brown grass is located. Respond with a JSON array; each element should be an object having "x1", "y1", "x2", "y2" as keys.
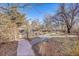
[{"x1": 32, "y1": 37, "x2": 79, "y2": 56}]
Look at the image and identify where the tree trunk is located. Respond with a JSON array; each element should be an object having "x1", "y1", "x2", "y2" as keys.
[
  {"x1": 26, "y1": 32, "x2": 29, "y2": 39},
  {"x1": 67, "y1": 27, "x2": 71, "y2": 33}
]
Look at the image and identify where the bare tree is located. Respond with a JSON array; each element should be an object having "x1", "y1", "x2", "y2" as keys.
[
  {"x1": 55, "y1": 3, "x2": 79, "y2": 33},
  {"x1": 43, "y1": 15, "x2": 54, "y2": 32}
]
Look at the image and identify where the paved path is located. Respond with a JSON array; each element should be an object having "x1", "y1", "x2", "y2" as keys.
[
  {"x1": 17, "y1": 39, "x2": 35, "y2": 56},
  {"x1": 30, "y1": 37, "x2": 48, "y2": 46},
  {"x1": 30, "y1": 35, "x2": 51, "y2": 46}
]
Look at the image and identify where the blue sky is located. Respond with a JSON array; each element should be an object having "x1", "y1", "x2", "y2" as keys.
[
  {"x1": 0, "y1": 3, "x2": 60, "y2": 22},
  {"x1": 18, "y1": 3, "x2": 59, "y2": 22}
]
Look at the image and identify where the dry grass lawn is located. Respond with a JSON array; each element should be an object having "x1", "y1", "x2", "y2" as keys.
[{"x1": 32, "y1": 37, "x2": 79, "y2": 56}]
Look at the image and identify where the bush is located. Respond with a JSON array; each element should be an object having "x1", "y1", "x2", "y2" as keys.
[{"x1": 0, "y1": 14, "x2": 19, "y2": 42}]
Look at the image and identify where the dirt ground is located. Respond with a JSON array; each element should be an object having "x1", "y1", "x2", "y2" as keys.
[{"x1": 0, "y1": 41, "x2": 18, "y2": 56}]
